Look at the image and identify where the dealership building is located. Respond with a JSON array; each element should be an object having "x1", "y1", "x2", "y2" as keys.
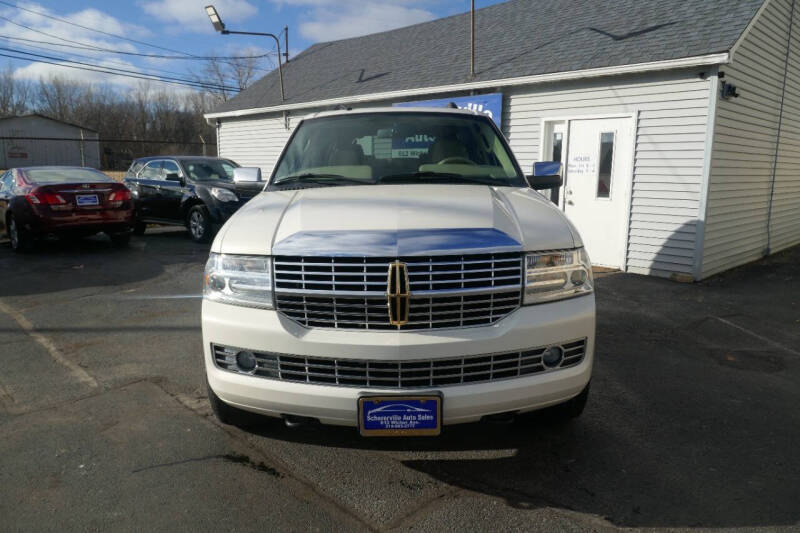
[{"x1": 206, "y1": 0, "x2": 799, "y2": 281}]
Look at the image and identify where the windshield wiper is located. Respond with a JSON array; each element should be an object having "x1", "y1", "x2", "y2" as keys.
[
  {"x1": 377, "y1": 172, "x2": 501, "y2": 185},
  {"x1": 273, "y1": 173, "x2": 370, "y2": 186}
]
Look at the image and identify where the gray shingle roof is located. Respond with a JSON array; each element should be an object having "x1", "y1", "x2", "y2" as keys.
[{"x1": 212, "y1": 0, "x2": 765, "y2": 114}]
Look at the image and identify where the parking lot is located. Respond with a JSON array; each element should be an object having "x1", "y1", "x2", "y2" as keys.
[{"x1": 0, "y1": 228, "x2": 798, "y2": 531}]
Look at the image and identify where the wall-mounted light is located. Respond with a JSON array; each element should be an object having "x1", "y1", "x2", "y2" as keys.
[{"x1": 721, "y1": 82, "x2": 740, "y2": 100}]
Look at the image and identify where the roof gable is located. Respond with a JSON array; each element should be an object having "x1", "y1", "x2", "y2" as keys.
[
  {"x1": 0, "y1": 113, "x2": 98, "y2": 132},
  {"x1": 213, "y1": 0, "x2": 766, "y2": 115}
]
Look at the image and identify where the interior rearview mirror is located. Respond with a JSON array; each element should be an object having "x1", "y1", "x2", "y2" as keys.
[
  {"x1": 527, "y1": 161, "x2": 563, "y2": 190},
  {"x1": 233, "y1": 167, "x2": 262, "y2": 183}
]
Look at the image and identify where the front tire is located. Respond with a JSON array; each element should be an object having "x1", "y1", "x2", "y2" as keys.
[
  {"x1": 207, "y1": 381, "x2": 256, "y2": 427},
  {"x1": 540, "y1": 382, "x2": 590, "y2": 424},
  {"x1": 187, "y1": 205, "x2": 212, "y2": 243},
  {"x1": 7, "y1": 214, "x2": 32, "y2": 253}
]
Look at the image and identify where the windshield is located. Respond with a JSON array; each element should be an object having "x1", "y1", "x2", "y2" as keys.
[
  {"x1": 183, "y1": 159, "x2": 237, "y2": 182},
  {"x1": 272, "y1": 112, "x2": 525, "y2": 187},
  {"x1": 23, "y1": 168, "x2": 113, "y2": 184}
]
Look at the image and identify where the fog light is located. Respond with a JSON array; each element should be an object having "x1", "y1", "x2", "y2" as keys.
[
  {"x1": 542, "y1": 346, "x2": 563, "y2": 368},
  {"x1": 570, "y1": 269, "x2": 587, "y2": 286},
  {"x1": 235, "y1": 351, "x2": 257, "y2": 372}
]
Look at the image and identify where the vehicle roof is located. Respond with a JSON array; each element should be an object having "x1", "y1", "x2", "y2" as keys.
[
  {"x1": 14, "y1": 166, "x2": 106, "y2": 172},
  {"x1": 302, "y1": 106, "x2": 484, "y2": 121},
  {"x1": 132, "y1": 156, "x2": 233, "y2": 163}
]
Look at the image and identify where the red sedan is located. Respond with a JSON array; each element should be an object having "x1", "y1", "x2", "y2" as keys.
[{"x1": 0, "y1": 166, "x2": 134, "y2": 252}]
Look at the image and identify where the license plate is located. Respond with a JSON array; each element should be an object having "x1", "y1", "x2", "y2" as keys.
[
  {"x1": 76, "y1": 194, "x2": 99, "y2": 206},
  {"x1": 358, "y1": 395, "x2": 441, "y2": 437}
]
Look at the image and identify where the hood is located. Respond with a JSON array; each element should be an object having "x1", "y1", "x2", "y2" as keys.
[{"x1": 213, "y1": 185, "x2": 579, "y2": 256}]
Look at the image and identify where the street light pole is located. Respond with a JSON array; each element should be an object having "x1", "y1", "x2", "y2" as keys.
[{"x1": 205, "y1": 5, "x2": 285, "y2": 101}]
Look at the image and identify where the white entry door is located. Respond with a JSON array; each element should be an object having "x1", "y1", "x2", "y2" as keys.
[{"x1": 563, "y1": 117, "x2": 634, "y2": 268}]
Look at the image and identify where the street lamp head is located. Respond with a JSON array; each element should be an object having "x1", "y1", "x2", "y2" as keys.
[{"x1": 205, "y1": 5, "x2": 226, "y2": 32}]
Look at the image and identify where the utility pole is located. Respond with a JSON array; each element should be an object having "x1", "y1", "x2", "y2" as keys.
[
  {"x1": 284, "y1": 25, "x2": 289, "y2": 63},
  {"x1": 470, "y1": 0, "x2": 475, "y2": 78}
]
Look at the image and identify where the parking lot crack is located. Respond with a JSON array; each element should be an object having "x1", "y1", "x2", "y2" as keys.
[{"x1": 131, "y1": 453, "x2": 284, "y2": 477}]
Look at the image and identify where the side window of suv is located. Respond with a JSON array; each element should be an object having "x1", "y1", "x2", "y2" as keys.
[
  {"x1": 0, "y1": 171, "x2": 13, "y2": 192},
  {"x1": 140, "y1": 161, "x2": 163, "y2": 180},
  {"x1": 162, "y1": 160, "x2": 182, "y2": 179},
  {"x1": 127, "y1": 161, "x2": 145, "y2": 177}
]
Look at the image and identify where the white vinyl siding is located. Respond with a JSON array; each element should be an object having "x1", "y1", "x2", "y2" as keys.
[
  {"x1": 703, "y1": 0, "x2": 800, "y2": 277},
  {"x1": 217, "y1": 114, "x2": 293, "y2": 176},
  {"x1": 502, "y1": 70, "x2": 711, "y2": 278}
]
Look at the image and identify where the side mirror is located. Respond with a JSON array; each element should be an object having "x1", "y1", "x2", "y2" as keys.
[
  {"x1": 527, "y1": 161, "x2": 563, "y2": 190},
  {"x1": 165, "y1": 173, "x2": 183, "y2": 184},
  {"x1": 233, "y1": 167, "x2": 262, "y2": 183},
  {"x1": 527, "y1": 174, "x2": 563, "y2": 190}
]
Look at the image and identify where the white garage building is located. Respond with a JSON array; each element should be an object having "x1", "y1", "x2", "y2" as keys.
[
  {"x1": 206, "y1": 0, "x2": 800, "y2": 281},
  {"x1": 0, "y1": 114, "x2": 101, "y2": 169}
]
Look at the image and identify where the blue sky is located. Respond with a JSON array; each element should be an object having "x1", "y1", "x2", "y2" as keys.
[{"x1": 0, "y1": 0, "x2": 506, "y2": 92}]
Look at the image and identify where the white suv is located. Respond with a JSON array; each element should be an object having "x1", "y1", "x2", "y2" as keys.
[{"x1": 202, "y1": 107, "x2": 595, "y2": 436}]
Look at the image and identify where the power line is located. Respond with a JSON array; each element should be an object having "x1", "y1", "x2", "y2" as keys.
[
  {"x1": 0, "y1": 45, "x2": 239, "y2": 91},
  {"x1": 0, "y1": 0, "x2": 205, "y2": 58},
  {"x1": 0, "y1": 35, "x2": 261, "y2": 89},
  {"x1": 0, "y1": 32, "x2": 276, "y2": 63},
  {"x1": 0, "y1": 49, "x2": 240, "y2": 93},
  {"x1": 0, "y1": 15, "x2": 273, "y2": 61},
  {"x1": 0, "y1": 35, "x2": 210, "y2": 81}
]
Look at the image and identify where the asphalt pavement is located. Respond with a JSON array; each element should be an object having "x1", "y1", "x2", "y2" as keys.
[{"x1": 1, "y1": 227, "x2": 798, "y2": 532}]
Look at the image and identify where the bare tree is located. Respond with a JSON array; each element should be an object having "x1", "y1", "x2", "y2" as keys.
[
  {"x1": 0, "y1": 65, "x2": 32, "y2": 117},
  {"x1": 194, "y1": 52, "x2": 269, "y2": 103}
]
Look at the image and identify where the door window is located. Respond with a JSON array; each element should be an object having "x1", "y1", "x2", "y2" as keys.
[
  {"x1": 550, "y1": 131, "x2": 564, "y2": 204},
  {"x1": 141, "y1": 161, "x2": 164, "y2": 180},
  {"x1": 597, "y1": 132, "x2": 615, "y2": 199},
  {"x1": 162, "y1": 160, "x2": 182, "y2": 179},
  {"x1": 0, "y1": 171, "x2": 9, "y2": 192}
]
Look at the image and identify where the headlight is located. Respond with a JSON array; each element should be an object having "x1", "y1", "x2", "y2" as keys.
[
  {"x1": 204, "y1": 253, "x2": 273, "y2": 309},
  {"x1": 523, "y1": 248, "x2": 593, "y2": 305},
  {"x1": 211, "y1": 187, "x2": 238, "y2": 202}
]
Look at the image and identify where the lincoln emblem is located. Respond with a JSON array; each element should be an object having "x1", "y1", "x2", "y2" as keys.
[{"x1": 387, "y1": 261, "x2": 410, "y2": 326}]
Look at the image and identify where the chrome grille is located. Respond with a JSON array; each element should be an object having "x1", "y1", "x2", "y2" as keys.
[
  {"x1": 273, "y1": 252, "x2": 523, "y2": 330},
  {"x1": 213, "y1": 339, "x2": 587, "y2": 389}
]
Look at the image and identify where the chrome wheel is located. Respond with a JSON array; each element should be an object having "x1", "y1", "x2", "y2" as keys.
[{"x1": 190, "y1": 210, "x2": 205, "y2": 240}]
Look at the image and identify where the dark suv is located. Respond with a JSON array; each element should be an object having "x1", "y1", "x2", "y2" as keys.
[{"x1": 123, "y1": 156, "x2": 263, "y2": 242}]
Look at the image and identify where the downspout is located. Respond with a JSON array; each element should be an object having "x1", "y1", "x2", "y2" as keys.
[{"x1": 766, "y1": 0, "x2": 795, "y2": 255}]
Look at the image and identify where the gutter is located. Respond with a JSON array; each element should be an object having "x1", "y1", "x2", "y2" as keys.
[{"x1": 204, "y1": 52, "x2": 730, "y2": 121}]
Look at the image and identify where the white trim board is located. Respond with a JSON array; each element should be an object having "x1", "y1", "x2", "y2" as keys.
[
  {"x1": 694, "y1": 67, "x2": 721, "y2": 280},
  {"x1": 729, "y1": 0, "x2": 775, "y2": 63},
  {"x1": 205, "y1": 53, "x2": 730, "y2": 121}
]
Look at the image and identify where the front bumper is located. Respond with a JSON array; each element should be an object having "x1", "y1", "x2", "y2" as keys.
[{"x1": 203, "y1": 294, "x2": 595, "y2": 427}]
